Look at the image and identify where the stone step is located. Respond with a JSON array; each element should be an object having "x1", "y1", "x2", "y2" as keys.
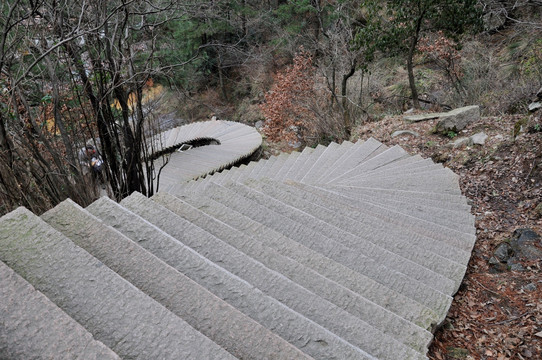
[
  {"x1": 118, "y1": 192, "x2": 373, "y2": 360},
  {"x1": 165, "y1": 126, "x2": 181, "y2": 148},
  {"x1": 273, "y1": 150, "x2": 301, "y2": 181},
  {"x1": 319, "y1": 184, "x2": 474, "y2": 227},
  {"x1": 259, "y1": 152, "x2": 289, "y2": 180},
  {"x1": 237, "y1": 180, "x2": 470, "y2": 287},
  {"x1": 301, "y1": 141, "x2": 343, "y2": 183},
  {"x1": 216, "y1": 181, "x2": 462, "y2": 294},
  {"x1": 285, "y1": 181, "x2": 476, "y2": 259},
  {"x1": 352, "y1": 157, "x2": 437, "y2": 179},
  {"x1": 281, "y1": 146, "x2": 316, "y2": 181},
  {"x1": 36, "y1": 198, "x2": 307, "y2": 360},
  {"x1": 329, "y1": 184, "x2": 468, "y2": 203},
  {"x1": 118, "y1": 193, "x2": 424, "y2": 359},
  {"x1": 290, "y1": 144, "x2": 328, "y2": 182},
  {"x1": 0, "y1": 259, "x2": 120, "y2": 360},
  {"x1": 307, "y1": 141, "x2": 356, "y2": 184},
  {"x1": 152, "y1": 192, "x2": 434, "y2": 354},
  {"x1": 337, "y1": 169, "x2": 461, "y2": 195},
  {"x1": 320, "y1": 138, "x2": 387, "y2": 184},
  {"x1": 230, "y1": 162, "x2": 252, "y2": 183},
  {"x1": 328, "y1": 145, "x2": 410, "y2": 185},
  {"x1": 0, "y1": 207, "x2": 235, "y2": 360},
  {"x1": 252, "y1": 156, "x2": 277, "y2": 179},
  {"x1": 161, "y1": 191, "x2": 440, "y2": 331},
  {"x1": 177, "y1": 183, "x2": 452, "y2": 317},
  {"x1": 327, "y1": 184, "x2": 471, "y2": 212}
]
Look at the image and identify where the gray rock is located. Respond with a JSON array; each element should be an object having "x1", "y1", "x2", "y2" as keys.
[
  {"x1": 523, "y1": 283, "x2": 537, "y2": 292},
  {"x1": 391, "y1": 130, "x2": 420, "y2": 138},
  {"x1": 451, "y1": 137, "x2": 473, "y2": 148},
  {"x1": 508, "y1": 261, "x2": 525, "y2": 272},
  {"x1": 404, "y1": 112, "x2": 442, "y2": 122},
  {"x1": 436, "y1": 105, "x2": 480, "y2": 134},
  {"x1": 529, "y1": 102, "x2": 541, "y2": 112},
  {"x1": 512, "y1": 228, "x2": 540, "y2": 244},
  {"x1": 255, "y1": 120, "x2": 264, "y2": 130},
  {"x1": 494, "y1": 243, "x2": 512, "y2": 262},
  {"x1": 509, "y1": 229, "x2": 542, "y2": 261},
  {"x1": 470, "y1": 132, "x2": 488, "y2": 145}
]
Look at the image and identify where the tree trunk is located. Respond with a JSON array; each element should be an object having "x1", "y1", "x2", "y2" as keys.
[
  {"x1": 407, "y1": 15, "x2": 424, "y2": 109},
  {"x1": 407, "y1": 37, "x2": 420, "y2": 109},
  {"x1": 341, "y1": 62, "x2": 356, "y2": 137}
]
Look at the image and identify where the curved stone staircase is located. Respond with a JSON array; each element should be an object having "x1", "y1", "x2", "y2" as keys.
[
  {"x1": 149, "y1": 119, "x2": 262, "y2": 190},
  {"x1": 0, "y1": 135, "x2": 476, "y2": 359}
]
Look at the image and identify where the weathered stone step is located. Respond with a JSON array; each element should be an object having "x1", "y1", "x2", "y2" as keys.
[
  {"x1": 162, "y1": 192, "x2": 440, "y2": 331},
  {"x1": 329, "y1": 184, "x2": 468, "y2": 203},
  {"x1": 327, "y1": 185, "x2": 471, "y2": 212},
  {"x1": 259, "y1": 152, "x2": 289, "y2": 180},
  {"x1": 319, "y1": 138, "x2": 388, "y2": 184},
  {"x1": 215, "y1": 181, "x2": 461, "y2": 294},
  {"x1": 0, "y1": 260, "x2": 120, "y2": 360},
  {"x1": 230, "y1": 163, "x2": 251, "y2": 183},
  {"x1": 290, "y1": 144, "x2": 327, "y2": 182},
  {"x1": 44, "y1": 199, "x2": 307, "y2": 360},
  {"x1": 152, "y1": 192, "x2": 434, "y2": 354},
  {"x1": 313, "y1": 183, "x2": 473, "y2": 238},
  {"x1": 281, "y1": 146, "x2": 316, "y2": 181},
  {"x1": 252, "y1": 156, "x2": 277, "y2": 179},
  {"x1": 318, "y1": 184, "x2": 475, "y2": 228},
  {"x1": 349, "y1": 159, "x2": 441, "y2": 181},
  {"x1": 285, "y1": 181, "x2": 476, "y2": 258},
  {"x1": 117, "y1": 192, "x2": 373, "y2": 360},
  {"x1": 0, "y1": 208, "x2": 235, "y2": 360},
  {"x1": 118, "y1": 194, "x2": 424, "y2": 359},
  {"x1": 327, "y1": 145, "x2": 410, "y2": 185},
  {"x1": 237, "y1": 180, "x2": 470, "y2": 285},
  {"x1": 176, "y1": 184, "x2": 452, "y2": 317},
  {"x1": 301, "y1": 141, "x2": 345, "y2": 183},
  {"x1": 337, "y1": 169, "x2": 461, "y2": 195},
  {"x1": 274, "y1": 150, "x2": 301, "y2": 181}
]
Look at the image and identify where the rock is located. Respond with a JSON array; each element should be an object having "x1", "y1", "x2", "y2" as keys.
[
  {"x1": 431, "y1": 151, "x2": 450, "y2": 163},
  {"x1": 435, "y1": 105, "x2": 480, "y2": 134},
  {"x1": 255, "y1": 120, "x2": 264, "y2": 130},
  {"x1": 488, "y1": 256, "x2": 500, "y2": 265},
  {"x1": 404, "y1": 112, "x2": 442, "y2": 122},
  {"x1": 495, "y1": 134, "x2": 504, "y2": 141},
  {"x1": 404, "y1": 108, "x2": 415, "y2": 114},
  {"x1": 508, "y1": 228, "x2": 542, "y2": 263},
  {"x1": 391, "y1": 130, "x2": 420, "y2": 138},
  {"x1": 451, "y1": 137, "x2": 473, "y2": 148},
  {"x1": 470, "y1": 132, "x2": 488, "y2": 145},
  {"x1": 512, "y1": 228, "x2": 541, "y2": 244},
  {"x1": 494, "y1": 242, "x2": 512, "y2": 262},
  {"x1": 523, "y1": 283, "x2": 537, "y2": 292},
  {"x1": 508, "y1": 261, "x2": 525, "y2": 271},
  {"x1": 535, "y1": 203, "x2": 542, "y2": 216},
  {"x1": 528, "y1": 102, "x2": 541, "y2": 112}
]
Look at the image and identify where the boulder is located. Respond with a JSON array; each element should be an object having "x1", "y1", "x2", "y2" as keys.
[
  {"x1": 435, "y1": 105, "x2": 480, "y2": 134},
  {"x1": 404, "y1": 112, "x2": 442, "y2": 122},
  {"x1": 470, "y1": 132, "x2": 488, "y2": 145},
  {"x1": 391, "y1": 130, "x2": 420, "y2": 138}
]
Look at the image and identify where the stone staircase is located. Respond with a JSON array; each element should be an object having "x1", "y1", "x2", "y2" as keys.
[
  {"x1": 0, "y1": 137, "x2": 476, "y2": 359},
  {"x1": 149, "y1": 119, "x2": 262, "y2": 190}
]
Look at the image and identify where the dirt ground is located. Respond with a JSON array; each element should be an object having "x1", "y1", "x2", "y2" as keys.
[{"x1": 352, "y1": 112, "x2": 542, "y2": 360}]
